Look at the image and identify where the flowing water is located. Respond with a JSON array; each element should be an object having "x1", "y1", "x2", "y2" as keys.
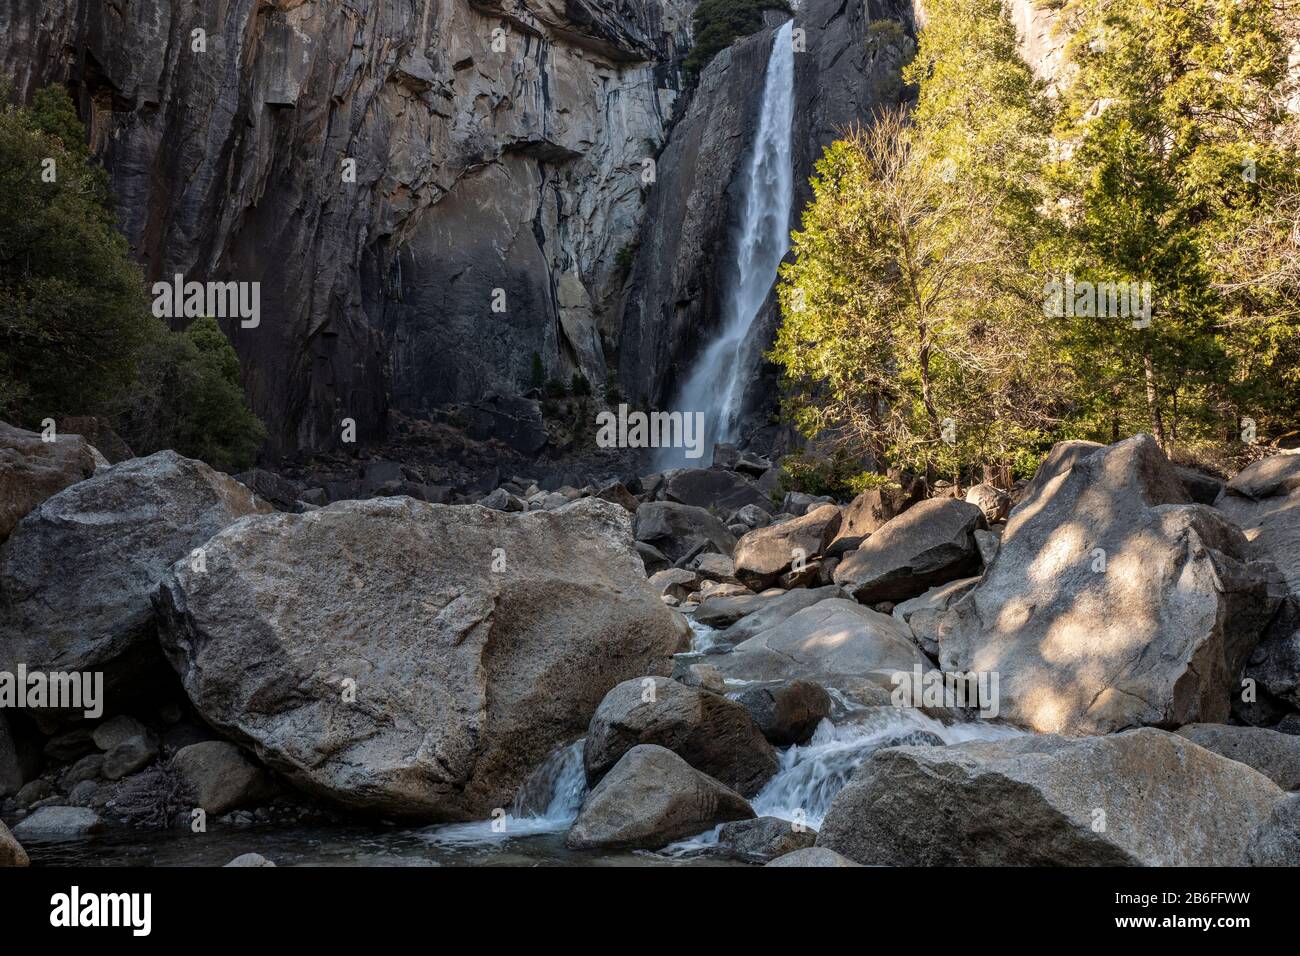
[{"x1": 655, "y1": 19, "x2": 796, "y2": 470}]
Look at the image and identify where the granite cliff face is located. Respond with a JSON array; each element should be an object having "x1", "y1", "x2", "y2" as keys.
[
  {"x1": 0, "y1": 0, "x2": 916, "y2": 461},
  {"x1": 1, "y1": 0, "x2": 694, "y2": 456}
]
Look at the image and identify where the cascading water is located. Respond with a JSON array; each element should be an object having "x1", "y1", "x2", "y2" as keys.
[
  {"x1": 422, "y1": 740, "x2": 587, "y2": 847},
  {"x1": 655, "y1": 19, "x2": 796, "y2": 470}
]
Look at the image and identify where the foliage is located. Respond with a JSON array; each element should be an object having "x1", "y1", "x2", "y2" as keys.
[
  {"x1": 777, "y1": 452, "x2": 898, "y2": 502},
  {"x1": 0, "y1": 84, "x2": 265, "y2": 469},
  {"x1": 684, "y1": 0, "x2": 792, "y2": 79},
  {"x1": 771, "y1": 0, "x2": 1300, "y2": 480}
]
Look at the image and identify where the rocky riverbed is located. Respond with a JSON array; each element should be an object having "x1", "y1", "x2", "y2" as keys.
[{"x1": 3, "y1": 421, "x2": 1300, "y2": 867}]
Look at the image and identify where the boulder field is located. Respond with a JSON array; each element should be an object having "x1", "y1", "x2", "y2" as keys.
[{"x1": 3, "y1": 425, "x2": 1299, "y2": 868}]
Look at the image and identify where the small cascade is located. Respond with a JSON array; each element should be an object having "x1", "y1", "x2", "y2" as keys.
[{"x1": 422, "y1": 739, "x2": 586, "y2": 846}]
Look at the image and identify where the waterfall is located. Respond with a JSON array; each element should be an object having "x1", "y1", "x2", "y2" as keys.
[{"x1": 656, "y1": 19, "x2": 796, "y2": 471}]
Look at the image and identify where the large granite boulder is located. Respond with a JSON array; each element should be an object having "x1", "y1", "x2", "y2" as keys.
[
  {"x1": 718, "y1": 816, "x2": 816, "y2": 863},
  {"x1": 583, "y1": 677, "x2": 778, "y2": 796},
  {"x1": 661, "y1": 468, "x2": 771, "y2": 514},
  {"x1": 817, "y1": 729, "x2": 1283, "y2": 865},
  {"x1": 0, "y1": 419, "x2": 105, "y2": 543},
  {"x1": 735, "y1": 679, "x2": 832, "y2": 746},
  {"x1": 565, "y1": 745, "x2": 754, "y2": 851},
  {"x1": 892, "y1": 577, "x2": 980, "y2": 658},
  {"x1": 1175, "y1": 724, "x2": 1300, "y2": 790},
  {"x1": 766, "y1": 847, "x2": 861, "y2": 867},
  {"x1": 156, "y1": 497, "x2": 690, "y2": 820},
  {"x1": 833, "y1": 498, "x2": 984, "y2": 603},
  {"x1": 733, "y1": 504, "x2": 842, "y2": 590},
  {"x1": 712, "y1": 598, "x2": 930, "y2": 687},
  {"x1": 937, "y1": 435, "x2": 1278, "y2": 734},
  {"x1": 634, "y1": 501, "x2": 737, "y2": 564},
  {"x1": 0, "y1": 451, "x2": 270, "y2": 692}
]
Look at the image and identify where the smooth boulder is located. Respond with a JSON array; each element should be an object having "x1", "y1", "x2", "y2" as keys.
[
  {"x1": 834, "y1": 498, "x2": 984, "y2": 604},
  {"x1": 718, "y1": 816, "x2": 816, "y2": 863},
  {"x1": 818, "y1": 729, "x2": 1282, "y2": 865},
  {"x1": 766, "y1": 847, "x2": 861, "y2": 867},
  {"x1": 583, "y1": 677, "x2": 777, "y2": 797},
  {"x1": 736, "y1": 680, "x2": 832, "y2": 746},
  {"x1": 171, "y1": 741, "x2": 274, "y2": 815},
  {"x1": 937, "y1": 435, "x2": 1278, "y2": 734},
  {"x1": 565, "y1": 745, "x2": 754, "y2": 851},
  {"x1": 0, "y1": 452, "x2": 270, "y2": 687},
  {"x1": 733, "y1": 504, "x2": 842, "y2": 590},
  {"x1": 712, "y1": 599, "x2": 930, "y2": 687},
  {"x1": 1175, "y1": 724, "x2": 1300, "y2": 790},
  {"x1": 156, "y1": 497, "x2": 690, "y2": 819}
]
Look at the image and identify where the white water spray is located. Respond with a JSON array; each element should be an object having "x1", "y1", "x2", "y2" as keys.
[{"x1": 656, "y1": 19, "x2": 796, "y2": 470}]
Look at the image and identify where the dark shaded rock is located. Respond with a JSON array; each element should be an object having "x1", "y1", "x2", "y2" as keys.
[
  {"x1": 1174, "y1": 465, "x2": 1224, "y2": 505},
  {"x1": 58, "y1": 416, "x2": 133, "y2": 464},
  {"x1": 0, "y1": 452, "x2": 270, "y2": 694},
  {"x1": 834, "y1": 498, "x2": 984, "y2": 604},
  {"x1": 719, "y1": 815, "x2": 816, "y2": 863},
  {"x1": 465, "y1": 396, "x2": 547, "y2": 455},
  {"x1": 736, "y1": 680, "x2": 832, "y2": 746},
  {"x1": 566, "y1": 744, "x2": 754, "y2": 851},
  {"x1": 583, "y1": 677, "x2": 778, "y2": 797},
  {"x1": 102, "y1": 736, "x2": 159, "y2": 781},
  {"x1": 634, "y1": 501, "x2": 736, "y2": 564},
  {"x1": 1175, "y1": 723, "x2": 1300, "y2": 790},
  {"x1": 234, "y1": 468, "x2": 303, "y2": 511},
  {"x1": 733, "y1": 504, "x2": 842, "y2": 590},
  {"x1": 1247, "y1": 793, "x2": 1300, "y2": 865},
  {"x1": 662, "y1": 468, "x2": 770, "y2": 514},
  {"x1": 12, "y1": 806, "x2": 102, "y2": 839},
  {"x1": 171, "y1": 741, "x2": 274, "y2": 816}
]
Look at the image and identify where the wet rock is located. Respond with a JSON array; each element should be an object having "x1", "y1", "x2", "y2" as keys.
[
  {"x1": 225, "y1": 852, "x2": 276, "y2": 867},
  {"x1": 938, "y1": 435, "x2": 1278, "y2": 734},
  {"x1": 13, "y1": 806, "x2": 102, "y2": 839},
  {"x1": 675, "y1": 663, "x2": 727, "y2": 695},
  {"x1": 834, "y1": 498, "x2": 984, "y2": 604},
  {"x1": 157, "y1": 498, "x2": 690, "y2": 819},
  {"x1": 1175, "y1": 724, "x2": 1300, "y2": 790},
  {"x1": 719, "y1": 816, "x2": 816, "y2": 863},
  {"x1": 736, "y1": 680, "x2": 833, "y2": 746},
  {"x1": 0, "y1": 420, "x2": 105, "y2": 544},
  {"x1": 817, "y1": 729, "x2": 1281, "y2": 866},
  {"x1": 634, "y1": 501, "x2": 737, "y2": 564},
  {"x1": 566, "y1": 745, "x2": 754, "y2": 851},
  {"x1": 171, "y1": 742, "x2": 274, "y2": 817},
  {"x1": 584, "y1": 677, "x2": 778, "y2": 797},
  {"x1": 0, "y1": 452, "x2": 270, "y2": 692}
]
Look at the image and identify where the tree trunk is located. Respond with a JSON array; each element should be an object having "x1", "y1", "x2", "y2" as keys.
[{"x1": 1143, "y1": 353, "x2": 1165, "y2": 448}]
